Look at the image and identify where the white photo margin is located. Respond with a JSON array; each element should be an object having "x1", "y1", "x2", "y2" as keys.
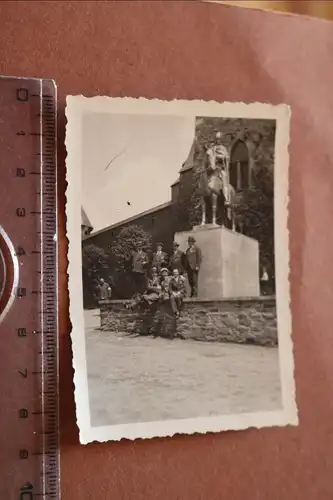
[{"x1": 65, "y1": 97, "x2": 297, "y2": 444}]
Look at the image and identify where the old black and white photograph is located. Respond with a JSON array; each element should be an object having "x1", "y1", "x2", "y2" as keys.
[{"x1": 66, "y1": 97, "x2": 297, "y2": 443}]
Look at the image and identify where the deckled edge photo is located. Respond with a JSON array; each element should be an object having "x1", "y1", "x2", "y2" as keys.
[{"x1": 65, "y1": 97, "x2": 298, "y2": 444}]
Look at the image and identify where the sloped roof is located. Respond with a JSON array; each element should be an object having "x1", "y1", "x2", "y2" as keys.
[
  {"x1": 179, "y1": 140, "x2": 196, "y2": 173},
  {"x1": 81, "y1": 207, "x2": 93, "y2": 230},
  {"x1": 84, "y1": 201, "x2": 173, "y2": 239}
]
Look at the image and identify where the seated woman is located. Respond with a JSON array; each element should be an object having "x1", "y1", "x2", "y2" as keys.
[
  {"x1": 125, "y1": 266, "x2": 161, "y2": 310},
  {"x1": 168, "y1": 268, "x2": 186, "y2": 318}
]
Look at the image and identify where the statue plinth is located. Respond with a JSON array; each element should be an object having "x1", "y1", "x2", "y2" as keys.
[{"x1": 174, "y1": 225, "x2": 260, "y2": 299}]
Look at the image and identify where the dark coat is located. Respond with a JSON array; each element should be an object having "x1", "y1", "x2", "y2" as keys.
[
  {"x1": 152, "y1": 251, "x2": 168, "y2": 271},
  {"x1": 98, "y1": 282, "x2": 111, "y2": 300},
  {"x1": 168, "y1": 275, "x2": 186, "y2": 297},
  {"x1": 169, "y1": 249, "x2": 185, "y2": 273},
  {"x1": 160, "y1": 276, "x2": 171, "y2": 300},
  {"x1": 185, "y1": 244, "x2": 202, "y2": 271},
  {"x1": 146, "y1": 275, "x2": 161, "y2": 294},
  {"x1": 143, "y1": 275, "x2": 162, "y2": 303},
  {"x1": 132, "y1": 250, "x2": 149, "y2": 273}
]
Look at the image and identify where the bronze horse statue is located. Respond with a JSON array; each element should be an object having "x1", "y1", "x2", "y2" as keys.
[{"x1": 197, "y1": 143, "x2": 236, "y2": 229}]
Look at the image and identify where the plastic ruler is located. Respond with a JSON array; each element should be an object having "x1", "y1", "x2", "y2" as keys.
[{"x1": 0, "y1": 77, "x2": 60, "y2": 499}]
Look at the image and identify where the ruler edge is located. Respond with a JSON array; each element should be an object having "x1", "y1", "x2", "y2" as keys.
[
  {"x1": 0, "y1": 76, "x2": 61, "y2": 498},
  {"x1": 0, "y1": 74, "x2": 57, "y2": 86},
  {"x1": 41, "y1": 77, "x2": 61, "y2": 499}
]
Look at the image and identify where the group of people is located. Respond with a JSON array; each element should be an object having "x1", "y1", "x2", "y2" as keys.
[{"x1": 126, "y1": 236, "x2": 202, "y2": 318}]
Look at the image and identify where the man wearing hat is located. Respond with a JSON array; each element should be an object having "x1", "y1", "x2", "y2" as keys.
[
  {"x1": 169, "y1": 241, "x2": 185, "y2": 274},
  {"x1": 184, "y1": 236, "x2": 202, "y2": 298},
  {"x1": 152, "y1": 242, "x2": 168, "y2": 273},
  {"x1": 131, "y1": 241, "x2": 149, "y2": 294},
  {"x1": 96, "y1": 277, "x2": 112, "y2": 301}
]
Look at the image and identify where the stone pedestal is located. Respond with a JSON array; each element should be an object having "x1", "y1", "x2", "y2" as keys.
[
  {"x1": 174, "y1": 225, "x2": 260, "y2": 299},
  {"x1": 100, "y1": 297, "x2": 278, "y2": 346}
]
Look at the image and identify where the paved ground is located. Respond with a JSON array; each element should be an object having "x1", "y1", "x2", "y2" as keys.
[{"x1": 85, "y1": 309, "x2": 282, "y2": 427}]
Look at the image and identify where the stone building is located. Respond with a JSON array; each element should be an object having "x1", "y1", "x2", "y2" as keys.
[
  {"x1": 172, "y1": 116, "x2": 276, "y2": 232},
  {"x1": 83, "y1": 117, "x2": 276, "y2": 301}
]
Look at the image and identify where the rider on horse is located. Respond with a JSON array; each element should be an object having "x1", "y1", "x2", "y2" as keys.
[
  {"x1": 198, "y1": 131, "x2": 235, "y2": 227},
  {"x1": 208, "y1": 131, "x2": 231, "y2": 206}
]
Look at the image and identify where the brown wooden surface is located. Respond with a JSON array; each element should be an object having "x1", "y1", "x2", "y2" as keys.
[{"x1": 1, "y1": 1, "x2": 333, "y2": 499}]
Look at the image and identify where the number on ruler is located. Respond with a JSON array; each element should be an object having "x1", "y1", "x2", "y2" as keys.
[
  {"x1": 16, "y1": 88, "x2": 29, "y2": 102},
  {"x1": 19, "y1": 408, "x2": 28, "y2": 419},
  {"x1": 19, "y1": 449, "x2": 29, "y2": 459},
  {"x1": 16, "y1": 168, "x2": 26, "y2": 177},
  {"x1": 18, "y1": 368, "x2": 28, "y2": 378},
  {"x1": 15, "y1": 246, "x2": 26, "y2": 257},
  {"x1": 17, "y1": 327, "x2": 27, "y2": 337},
  {"x1": 20, "y1": 483, "x2": 33, "y2": 499},
  {"x1": 20, "y1": 493, "x2": 33, "y2": 500},
  {"x1": 16, "y1": 208, "x2": 26, "y2": 217}
]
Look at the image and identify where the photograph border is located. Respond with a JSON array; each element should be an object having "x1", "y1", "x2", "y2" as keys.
[{"x1": 65, "y1": 97, "x2": 297, "y2": 444}]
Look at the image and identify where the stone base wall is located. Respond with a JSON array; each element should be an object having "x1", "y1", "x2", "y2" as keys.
[{"x1": 99, "y1": 297, "x2": 277, "y2": 347}]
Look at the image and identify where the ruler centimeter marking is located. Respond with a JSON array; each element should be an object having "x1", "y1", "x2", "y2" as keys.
[{"x1": 0, "y1": 77, "x2": 60, "y2": 499}]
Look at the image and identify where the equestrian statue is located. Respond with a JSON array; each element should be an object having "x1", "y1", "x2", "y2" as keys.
[{"x1": 197, "y1": 132, "x2": 236, "y2": 230}]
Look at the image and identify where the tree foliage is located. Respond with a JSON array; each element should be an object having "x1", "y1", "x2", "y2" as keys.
[
  {"x1": 81, "y1": 243, "x2": 110, "y2": 308},
  {"x1": 235, "y1": 161, "x2": 274, "y2": 274},
  {"x1": 108, "y1": 224, "x2": 152, "y2": 299},
  {"x1": 195, "y1": 117, "x2": 276, "y2": 150},
  {"x1": 110, "y1": 224, "x2": 152, "y2": 272},
  {"x1": 82, "y1": 243, "x2": 110, "y2": 279}
]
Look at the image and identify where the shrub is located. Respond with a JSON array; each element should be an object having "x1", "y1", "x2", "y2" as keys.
[{"x1": 109, "y1": 225, "x2": 152, "y2": 298}]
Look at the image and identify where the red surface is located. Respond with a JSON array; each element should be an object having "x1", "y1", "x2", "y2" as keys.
[{"x1": 1, "y1": 1, "x2": 333, "y2": 499}]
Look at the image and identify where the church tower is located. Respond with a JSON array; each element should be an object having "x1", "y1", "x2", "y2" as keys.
[
  {"x1": 81, "y1": 207, "x2": 93, "y2": 240},
  {"x1": 171, "y1": 138, "x2": 196, "y2": 203}
]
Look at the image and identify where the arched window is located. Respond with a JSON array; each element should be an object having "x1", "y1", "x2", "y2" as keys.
[{"x1": 229, "y1": 140, "x2": 250, "y2": 190}]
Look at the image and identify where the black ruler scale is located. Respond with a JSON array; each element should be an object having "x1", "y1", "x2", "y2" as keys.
[{"x1": 0, "y1": 77, "x2": 60, "y2": 499}]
